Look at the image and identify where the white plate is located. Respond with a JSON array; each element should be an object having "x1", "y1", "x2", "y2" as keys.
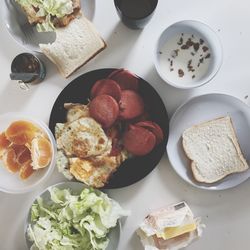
[
  {"x1": 2, "y1": 0, "x2": 95, "y2": 52},
  {"x1": 0, "y1": 113, "x2": 56, "y2": 194},
  {"x1": 167, "y1": 93, "x2": 250, "y2": 190},
  {"x1": 25, "y1": 182, "x2": 121, "y2": 250}
]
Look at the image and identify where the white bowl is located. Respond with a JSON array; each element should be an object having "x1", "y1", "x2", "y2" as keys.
[
  {"x1": 25, "y1": 182, "x2": 121, "y2": 250},
  {"x1": 154, "y1": 20, "x2": 223, "y2": 89},
  {"x1": 0, "y1": 113, "x2": 56, "y2": 194}
]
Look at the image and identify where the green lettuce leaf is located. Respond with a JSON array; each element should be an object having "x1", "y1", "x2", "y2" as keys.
[
  {"x1": 15, "y1": 0, "x2": 74, "y2": 32},
  {"x1": 27, "y1": 186, "x2": 129, "y2": 250}
]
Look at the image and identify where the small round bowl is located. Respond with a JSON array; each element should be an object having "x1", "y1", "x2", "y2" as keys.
[
  {"x1": 0, "y1": 113, "x2": 56, "y2": 194},
  {"x1": 154, "y1": 20, "x2": 223, "y2": 89},
  {"x1": 25, "y1": 182, "x2": 121, "y2": 250}
]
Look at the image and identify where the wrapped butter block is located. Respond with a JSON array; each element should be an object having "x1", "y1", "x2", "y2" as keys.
[{"x1": 137, "y1": 202, "x2": 205, "y2": 250}]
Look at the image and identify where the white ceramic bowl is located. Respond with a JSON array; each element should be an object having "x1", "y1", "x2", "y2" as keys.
[
  {"x1": 154, "y1": 20, "x2": 223, "y2": 89},
  {"x1": 0, "y1": 113, "x2": 56, "y2": 194},
  {"x1": 25, "y1": 182, "x2": 121, "y2": 250}
]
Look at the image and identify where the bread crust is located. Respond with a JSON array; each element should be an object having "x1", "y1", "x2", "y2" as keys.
[
  {"x1": 64, "y1": 41, "x2": 107, "y2": 78},
  {"x1": 40, "y1": 15, "x2": 107, "y2": 78}
]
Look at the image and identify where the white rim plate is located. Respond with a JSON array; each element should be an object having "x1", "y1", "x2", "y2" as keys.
[
  {"x1": 167, "y1": 93, "x2": 250, "y2": 190},
  {"x1": 2, "y1": 0, "x2": 96, "y2": 52}
]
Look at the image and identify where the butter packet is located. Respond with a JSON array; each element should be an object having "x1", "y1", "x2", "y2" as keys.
[{"x1": 137, "y1": 202, "x2": 205, "y2": 250}]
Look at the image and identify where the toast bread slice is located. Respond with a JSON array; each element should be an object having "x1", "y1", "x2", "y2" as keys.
[
  {"x1": 39, "y1": 15, "x2": 106, "y2": 78},
  {"x1": 182, "y1": 116, "x2": 249, "y2": 183}
]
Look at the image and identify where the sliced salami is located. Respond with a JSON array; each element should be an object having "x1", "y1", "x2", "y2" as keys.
[
  {"x1": 106, "y1": 126, "x2": 123, "y2": 156},
  {"x1": 90, "y1": 80, "x2": 103, "y2": 98},
  {"x1": 130, "y1": 111, "x2": 151, "y2": 123},
  {"x1": 108, "y1": 69, "x2": 139, "y2": 91},
  {"x1": 119, "y1": 90, "x2": 144, "y2": 120},
  {"x1": 135, "y1": 121, "x2": 164, "y2": 144},
  {"x1": 123, "y1": 125, "x2": 156, "y2": 156},
  {"x1": 89, "y1": 95, "x2": 119, "y2": 128},
  {"x1": 91, "y1": 79, "x2": 122, "y2": 101}
]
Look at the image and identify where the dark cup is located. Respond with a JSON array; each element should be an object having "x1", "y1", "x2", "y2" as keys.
[
  {"x1": 114, "y1": 0, "x2": 158, "y2": 29},
  {"x1": 11, "y1": 53, "x2": 46, "y2": 83},
  {"x1": 10, "y1": 53, "x2": 46, "y2": 90}
]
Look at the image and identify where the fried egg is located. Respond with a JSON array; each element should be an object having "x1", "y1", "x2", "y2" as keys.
[
  {"x1": 69, "y1": 150, "x2": 128, "y2": 188},
  {"x1": 64, "y1": 103, "x2": 90, "y2": 122},
  {"x1": 55, "y1": 117, "x2": 112, "y2": 158}
]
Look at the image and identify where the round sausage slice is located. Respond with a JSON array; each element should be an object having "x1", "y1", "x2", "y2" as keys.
[
  {"x1": 106, "y1": 126, "x2": 122, "y2": 156},
  {"x1": 130, "y1": 111, "x2": 150, "y2": 123},
  {"x1": 123, "y1": 125, "x2": 156, "y2": 156},
  {"x1": 108, "y1": 69, "x2": 139, "y2": 91},
  {"x1": 91, "y1": 79, "x2": 122, "y2": 101},
  {"x1": 119, "y1": 90, "x2": 144, "y2": 120},
  {"x1": 91, "y1": 80, "x2": 103, "y2": 98},
  {"x1": 135, "y1": 121, "x2": 164, "y2": 144},
  {"x1": 89, "y1": 95, "x2": 119, "y2": 128}
]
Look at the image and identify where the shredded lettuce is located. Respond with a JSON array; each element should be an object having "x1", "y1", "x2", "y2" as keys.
[
  {"x1": 27, "y1": 187, "x2": 129, "y2": 250},
  {"x1": 16, "y1": 0, "x2": 74, "y2": 32}
]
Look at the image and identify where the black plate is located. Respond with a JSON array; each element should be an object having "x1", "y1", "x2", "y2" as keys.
[{"x1": 49, "y1": 68, "x2": 169, "y2": 188}]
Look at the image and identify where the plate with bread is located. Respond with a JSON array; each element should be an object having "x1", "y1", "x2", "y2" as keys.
[
  {"x1": 167, "y1": 93, "x2": 250, "y2": 190},
  {"x1": 3, "y1": 0, "x2": 95, "y2": 51},
  {"x1": 3, "y1": 0, "x2": 107, "y2": 78},
  {"x1": 49, "y1": 68, "x2": 169, "y2": 189}
]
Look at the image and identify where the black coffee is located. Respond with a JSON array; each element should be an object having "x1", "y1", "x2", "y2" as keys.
[{"x1": 119, "y1": 0, "x2": 154, "y2": 19}]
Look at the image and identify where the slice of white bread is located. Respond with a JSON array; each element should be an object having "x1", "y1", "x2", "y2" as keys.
[
  {"x1": 39, "y1": 15, "x2": 106, "y2": 78},
  {"x1": 182, "y1": 116, "x2": 249, "y2": 183}
]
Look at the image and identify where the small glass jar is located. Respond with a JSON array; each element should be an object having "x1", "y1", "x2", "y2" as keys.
[{"x1": 10, "y1": 53, "x2": 46, "y2": 90}]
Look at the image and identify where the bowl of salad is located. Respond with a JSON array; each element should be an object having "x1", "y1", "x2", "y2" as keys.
[{"x1": 25, "y1": 182, "x2": 129, "y2": 250}]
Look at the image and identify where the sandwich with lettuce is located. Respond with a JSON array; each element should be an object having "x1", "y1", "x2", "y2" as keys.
[
  {"x1": 15, "y1": 0, "x2": 106, "y2": 78},
  {"x1": 15, "y1": 0, "x2": 81, "y2": 32}
]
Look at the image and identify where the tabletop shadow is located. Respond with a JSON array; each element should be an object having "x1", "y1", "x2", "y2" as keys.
[
  {"x1": 156, "y1": 153, "x2": 250, "y2": 214},
  {"x1": 126, "y1": 231, "x2": 144, "y2": 250},
  {"x1": 0, "y1": 79, "x2": 39, "y2": 113},
  {"x1": 88, "y1": 21, "x2": 143, "y2": 69}
]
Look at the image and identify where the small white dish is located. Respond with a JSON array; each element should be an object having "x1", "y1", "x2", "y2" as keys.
[
  {"x1": 0, "y1": 113, "x2": 56, "y2": 194},
  {"x1": 167, "y1": 93, "x2": 250, "y2": 190},
  {"x1": 25, "y1": 182, "x2": 121, "y2": 250},
  {"x1": 2, "y1": 0, "x2": 95, "y2": 52},
  {"x1": 154, "y1": 20, "x2": 223, "y2": 89}
]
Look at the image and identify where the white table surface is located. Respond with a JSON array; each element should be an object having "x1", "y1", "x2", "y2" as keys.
[{"x1": 1, "y1": 0, "x2": 250, "y2": 249}]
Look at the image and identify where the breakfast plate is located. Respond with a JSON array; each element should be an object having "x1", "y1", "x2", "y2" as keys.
[
  {"x1": 2, "y1": 0, "x2": 95, "y2": 52},
  {"x1": 25, "y1": 182, "x2": 122, "y2": 250},
  {"x1": 49, "y1": 68, "x2": 169, "y2": 189},
  {"x1": 167, "y1": 93, "x2": 250, "y2": 190}
]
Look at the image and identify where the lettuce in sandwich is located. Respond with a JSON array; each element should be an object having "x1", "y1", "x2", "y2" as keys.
[{"x1": 16, "y1": 0, "x2": 74, "y2": 32}]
